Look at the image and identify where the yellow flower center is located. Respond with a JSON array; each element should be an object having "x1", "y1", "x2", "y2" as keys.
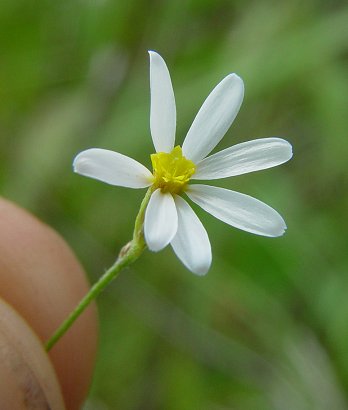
[{"x1": 151, "y1": 146, "x2": 196, "y2": 194}]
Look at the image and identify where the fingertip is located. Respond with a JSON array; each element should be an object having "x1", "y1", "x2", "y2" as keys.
[{"x1": 0, "y1": 297, "x2": 66, "y2": 409}]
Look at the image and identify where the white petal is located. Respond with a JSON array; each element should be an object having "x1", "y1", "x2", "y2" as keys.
[
  {"x1": 194, "y1": 138, "x2": 293, "y2": 180},
  {"x1": 186, "y1": 185, "x2": 286, "y2": 237},
  {"x1": 144, "y1": 189, "x2": 178, "y2": 251},
  {"x1": 171, "y1": 196, "x2": 211, "y2": 275},
  {"x1": 182, "y1": 74, "x2": 244, "y2": 163},
  {"x1": 73, "y1": 148, "x2": 153, "y2": 188},
  {"x1": 149, "y1": 51, "x2": 176, "y2": 153}
]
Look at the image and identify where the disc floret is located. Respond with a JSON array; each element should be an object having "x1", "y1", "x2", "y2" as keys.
[{"x1": 151, "y1": 146, "x2": 196, "y2": 194}]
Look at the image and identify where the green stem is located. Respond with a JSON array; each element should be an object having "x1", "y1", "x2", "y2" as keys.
[{"x1": 45, "y1": 188, "x2": 152, "y2": 351}]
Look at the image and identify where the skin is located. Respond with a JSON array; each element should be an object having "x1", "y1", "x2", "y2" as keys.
[
  {"x1": 0, "y1": 198, "x2": 98, "y2": 409},
  {"x1": 0, "y1": 297, "x2": 65, "y2": 409}
]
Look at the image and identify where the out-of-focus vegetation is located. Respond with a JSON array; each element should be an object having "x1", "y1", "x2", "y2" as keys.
[{"x1": 1, "y1": 0, "x2": 348, "y2": 408}]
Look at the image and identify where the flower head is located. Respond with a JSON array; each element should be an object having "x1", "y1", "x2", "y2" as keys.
[{"x1": 73, "y1": 51, "x2": 292, "y2": 275}]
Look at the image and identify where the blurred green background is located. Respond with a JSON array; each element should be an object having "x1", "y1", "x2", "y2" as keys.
[{"x1": 1, "y1": 0, "x2": 348, "y2": 408}]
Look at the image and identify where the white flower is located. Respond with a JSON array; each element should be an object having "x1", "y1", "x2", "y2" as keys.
[{"x1": 73, "y1": 51, "x2": 293, "y2": 275}]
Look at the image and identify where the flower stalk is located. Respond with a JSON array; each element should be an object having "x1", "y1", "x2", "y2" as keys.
[{"x1": 45, "y1": 188, "x2": 152, "y2": 351}]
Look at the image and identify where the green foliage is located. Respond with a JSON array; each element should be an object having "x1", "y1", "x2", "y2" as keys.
[{"x1": 1, "y1": 0, "x2": 348, "y2": 408}]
